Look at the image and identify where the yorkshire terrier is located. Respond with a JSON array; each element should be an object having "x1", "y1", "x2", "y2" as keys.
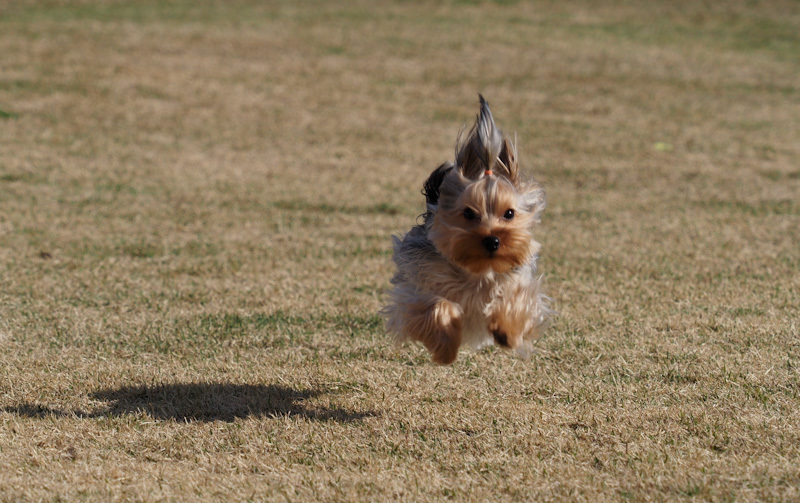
[{"x1": 383, "y1": 96, "x2": 552, "y2": 365}]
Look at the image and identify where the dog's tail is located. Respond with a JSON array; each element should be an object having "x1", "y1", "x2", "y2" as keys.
[{"x1": 456, "y1": 95, "x2": 519, "y2": 183}]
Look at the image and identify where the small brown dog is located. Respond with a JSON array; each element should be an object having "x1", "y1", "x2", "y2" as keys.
[{"x1": 383, "y1": 96, "x2": 552, "y2": 364}]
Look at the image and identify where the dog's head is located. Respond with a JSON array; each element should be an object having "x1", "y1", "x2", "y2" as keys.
[{"x1": 424, "y1": 96, "x2": 545, "y2": 275}]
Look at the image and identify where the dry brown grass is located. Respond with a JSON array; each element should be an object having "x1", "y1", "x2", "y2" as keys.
[{"x1": 1, "y1": 0, "x2": 799, "y2": 500}]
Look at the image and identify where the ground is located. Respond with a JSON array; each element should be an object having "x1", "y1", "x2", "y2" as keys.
[{"x1": 1, "y1": 0, "x2": 799, "y2": 500}]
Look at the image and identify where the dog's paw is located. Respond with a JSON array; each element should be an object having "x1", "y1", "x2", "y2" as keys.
[
  {"x1": 427, "y1": 302, "x2": 462, "y2": 365},
  {"x1": 487, "y1": 316, "x2": 522, "y2": 351},
  {"x1": 490, "y1": 327, "x2": 511, "y2": 348}
]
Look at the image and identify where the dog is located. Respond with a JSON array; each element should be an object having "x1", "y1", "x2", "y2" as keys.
[{"x1": 382, "y1": 96, "x2": 552, "y2": 365}]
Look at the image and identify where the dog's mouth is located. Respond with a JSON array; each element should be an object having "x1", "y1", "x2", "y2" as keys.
[{"x1": 458, "y1": 253, "x2": 517, "y2": 275}]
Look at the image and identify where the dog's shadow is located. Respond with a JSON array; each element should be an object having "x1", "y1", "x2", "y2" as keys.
[{"x1": 5, "y1": 383, "x2": 374, "y2": 423}]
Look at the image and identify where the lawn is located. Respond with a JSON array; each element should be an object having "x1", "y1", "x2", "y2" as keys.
[{"x1": 1, "y1": 0, "x2": 799, "y2": 500}]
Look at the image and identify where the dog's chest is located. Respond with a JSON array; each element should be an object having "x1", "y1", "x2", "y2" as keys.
[{"x1": 447, "y1": 273, "x2": 507, "y2": 348}]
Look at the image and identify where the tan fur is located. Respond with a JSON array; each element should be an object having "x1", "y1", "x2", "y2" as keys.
[
  {"x1": 391, "y1": 296, "x2": 463, "y2": 365},
  {"x1": 383, "y1": 96, "x2": 552, "y2": 364}
]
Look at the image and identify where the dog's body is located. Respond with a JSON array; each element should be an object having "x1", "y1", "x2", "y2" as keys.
[{"x1": 383, "y1": 96, "x2": 551, "y2": 364}]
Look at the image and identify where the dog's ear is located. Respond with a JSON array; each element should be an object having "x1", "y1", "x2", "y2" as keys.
[
  {"x1": 497, "y1": 137, "x2": 520, "y2": 184},
  {"x1": 422, "y1": 162, "x2": 454, "y2": 207},
  {"x1": 456, "y1": 95, "x2": 518, "y2": 183}
]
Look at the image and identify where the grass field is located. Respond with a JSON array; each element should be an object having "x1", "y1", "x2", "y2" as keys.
[{"x1": 1, "y1": 0, "x2": 799, "y2": 500}]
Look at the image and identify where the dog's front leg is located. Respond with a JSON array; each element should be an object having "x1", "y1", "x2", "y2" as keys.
[
  {"x1": 400, "y1": 295, "x2": 463, "y2": 365},
  {"x1": 487, "y1": 286, "x2": 540, "y2": 351}
]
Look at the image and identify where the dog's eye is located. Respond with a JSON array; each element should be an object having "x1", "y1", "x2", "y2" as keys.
[
  {"x1": 503, "y1": 209, "x2": 515, "y2": 220},
  {"x1": 463, "y1": 208, "x2": 478, "y2": 221}
]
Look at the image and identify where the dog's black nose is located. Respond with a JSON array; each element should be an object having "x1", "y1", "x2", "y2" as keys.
[{"x1": 482, "y1": 236, "x2": 500, "y2": 252}]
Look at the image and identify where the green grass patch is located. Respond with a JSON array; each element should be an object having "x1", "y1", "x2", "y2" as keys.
[
  {"x1": 1, "y1": 0, "x2": 798, "y2": 500},
  {"x1": 273, "y1": 200, "x2": 401, "y2": 216}
]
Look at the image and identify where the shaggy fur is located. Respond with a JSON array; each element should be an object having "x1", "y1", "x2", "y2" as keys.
[{"x1": 383, "y1": 96, "x2": 552, "y2": 364}]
